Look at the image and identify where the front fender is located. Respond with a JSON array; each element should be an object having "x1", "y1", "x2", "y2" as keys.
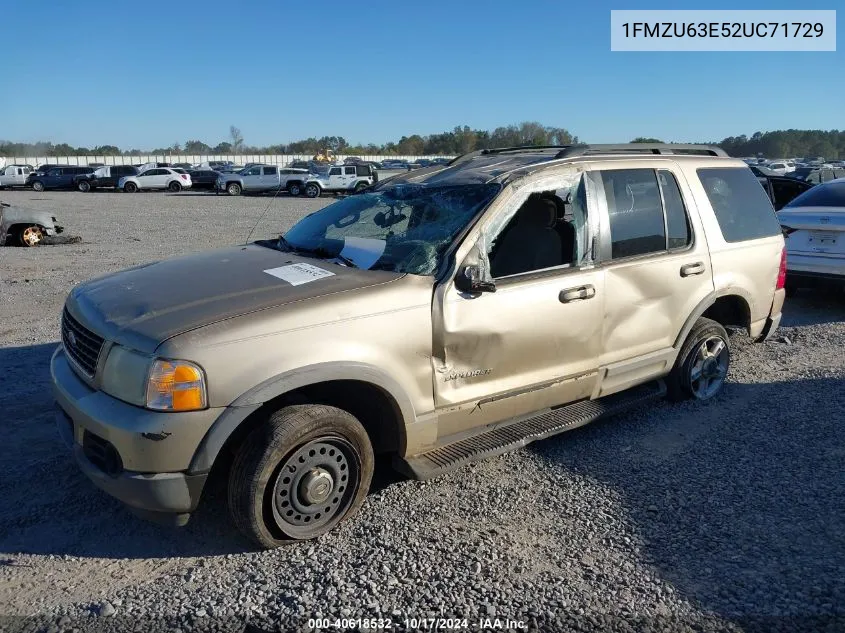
[{"x1": 187, "y1": 361, "x2": 417, "y2": 474}]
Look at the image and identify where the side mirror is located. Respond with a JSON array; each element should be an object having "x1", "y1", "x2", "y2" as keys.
[{"x1": 454, "y1": 264, "x2": 496, "y2": 294}]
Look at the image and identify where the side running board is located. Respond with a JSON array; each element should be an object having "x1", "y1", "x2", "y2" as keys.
[{"x1": 396, "y1": 381, "x2": 665, "y2": 480}]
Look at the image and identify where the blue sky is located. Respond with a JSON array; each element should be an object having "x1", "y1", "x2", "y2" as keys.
[{"x1": 1, "y1": 0, "x2": 841, "y2": 149}]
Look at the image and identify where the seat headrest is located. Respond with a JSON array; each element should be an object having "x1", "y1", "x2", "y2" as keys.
[{"x1": 519, "y1": 197, "x2": 557, "y2": 228}]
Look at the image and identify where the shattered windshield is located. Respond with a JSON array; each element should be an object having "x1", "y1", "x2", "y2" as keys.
[{"x1": 278, "y1": 183, "x2": 501, "y2": 275}]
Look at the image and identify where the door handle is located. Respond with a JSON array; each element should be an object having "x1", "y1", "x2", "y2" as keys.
[
  {"x1": 680, "y1": 262, "x2": 705, "y2": 277},
  {"x1": 559, "y1": 284, "x2": 596, "y2": 303}
]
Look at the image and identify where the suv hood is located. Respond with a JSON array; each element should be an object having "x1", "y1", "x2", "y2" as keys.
[{"x1": 68, "y1": 244, "x2": 402, "y2": 353}]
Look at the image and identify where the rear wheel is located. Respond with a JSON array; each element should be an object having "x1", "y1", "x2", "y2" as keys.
[
  {"x1": 168, "y1": 180, "x2": 182, "y2": 193},
  {"x1": 287, "y1": 182, "x2": 302, "y2": 197},
  {"x1": 227, "y1": 182, "x2": 242, "y2": 196},
  {"x1": 31, "y1": 181, "x2": 45, "y2": 192},
  {"x1": 228, "y1": 404, "x2": 374, "y2": 549},
  {"x1": 354, "y1": 181, "x2": 369, "y2": 193},
  {"x1": 123, "y1": 181, "x2": 138, "y2": 193},
  {"x1": 78, "y1": 180, "x2": 91, "y2": 192},
  {"x1": 19, "y1": 225, "x2": 44, "y2": 247},
  {"x1": 305, "y1": 183, "x2": 321, "y2": 198},
  {"x1": 666, "y1": 317, "x2": 730, "y2": 402}
]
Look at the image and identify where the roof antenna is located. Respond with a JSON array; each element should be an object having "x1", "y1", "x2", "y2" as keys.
[{"x1": 243, "y1": 169, "x2": 289, "y2": 246}]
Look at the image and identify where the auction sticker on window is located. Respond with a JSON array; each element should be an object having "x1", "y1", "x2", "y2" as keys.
[{"x1": 264, "y1": 263, "x2": 335, "y2": 286}]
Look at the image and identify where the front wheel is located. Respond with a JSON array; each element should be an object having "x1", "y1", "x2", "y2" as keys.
[
  {"x1": 78, "y1": 181, "x2": 91, "y2": 192},
  {"x1": 228, "y1": 404, "x2": 374, "y2": 549},
  {"x1": 168, "y1": 181, "x2": 182, "y2": 193},
  {"x1": 666, "y1": 317, "x2": 730, "y2": 402},
  {"x1": 19, "y1": 225, "x2": 44, "y2": 247},
  {"x1": 123, "y1": 181, "x2": 138, "y2": 193},
  {"x1": 305, "y1": 183, "x2": 321, "y2": 198},
  {"x1": 227, "y1": 182, "x2": 242, "y2": 196}
]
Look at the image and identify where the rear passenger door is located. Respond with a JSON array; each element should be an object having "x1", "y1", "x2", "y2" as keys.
[
  {"x1": 595, "y1": 165, "x2": 714, "y2": 395},
  {"x1": 261, "y1": 166, "x2": 279, "y2": 190}
]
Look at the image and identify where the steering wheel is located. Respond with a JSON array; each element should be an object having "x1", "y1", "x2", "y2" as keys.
[{"x1": 392, "y1": 240, "x2": 439, "y2": 274}]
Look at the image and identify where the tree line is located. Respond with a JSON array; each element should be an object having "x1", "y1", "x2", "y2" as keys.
[{"x1": 2, "y1": 124, "x2": 843, "y2": 159}]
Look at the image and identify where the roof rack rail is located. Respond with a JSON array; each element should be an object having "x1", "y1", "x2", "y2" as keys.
[
  {"x1": 447, "y1": 144, "x2": 575, "y2": 166},
  {"x1": 555, "y1": 144, "x2": 728, "y2": 158}
]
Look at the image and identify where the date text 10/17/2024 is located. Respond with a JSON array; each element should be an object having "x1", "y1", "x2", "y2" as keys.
[{"x1": 307, "y1": 617, "x2": 528, "y2": 630}]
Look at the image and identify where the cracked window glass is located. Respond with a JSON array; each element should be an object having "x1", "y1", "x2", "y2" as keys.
[{"x1": 280, "y1": 183, "x2": 501, "y2": 275}]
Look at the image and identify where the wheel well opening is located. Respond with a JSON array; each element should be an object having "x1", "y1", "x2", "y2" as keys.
[
  {"x1": 211, "y1": 380, "x2": 405, "y2": 481},
  {"x1": 702, "y1": 295, "x2": 751, "y2": 334}
]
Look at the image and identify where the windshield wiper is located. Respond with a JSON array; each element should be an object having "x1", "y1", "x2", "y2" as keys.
[{"x1": 277, "y1": 237, "x2": 358, "y2": 268}]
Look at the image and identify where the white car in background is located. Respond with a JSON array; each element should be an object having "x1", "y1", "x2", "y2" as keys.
[
  {"x1": 765, "y1": 161, "x2": 794, "y2": 175},
  {"x1": 778, "y1": 178, "x2": 845, "y2": 293},
  {"x1": 119, "y1": 168, "x2": 192, "y2": 193}
]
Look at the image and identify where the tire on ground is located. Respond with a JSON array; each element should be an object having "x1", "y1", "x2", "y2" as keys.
[
  {"x1": 228, "y1": 404, "x2": 374, "y2": 549},
  {"x1": 665, "y1": 317, "x2": 731, "y2": 402}
]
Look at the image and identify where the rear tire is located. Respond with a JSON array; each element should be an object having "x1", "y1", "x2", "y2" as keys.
[
  {"x1": 78, "y1": 181, "x2": 91, "y2": 192},
  {"x1": 228, "y1": 404, "x2": 374, "y2": 549},
  {"x1": 287, "y1": 182, "x2": 302, "y2": 197},
  {"x1": 354, "y1": 182, "x2": 369, "y2": 193},
  {"x1": 168, "y1": 181, "x2": 182, "y2": 193},
  {"x1": 123, "y1": 181, "x2": 138, "y2": 193},
  {"x1": 666, "y1": 317, "x2": 730, "y2": 402},
  {"x1": 31, "y1": 181, "x2": 45, "y2": 192},
  {"x1": 227, "y1": 182, "x2": 242, "y2": 196}
]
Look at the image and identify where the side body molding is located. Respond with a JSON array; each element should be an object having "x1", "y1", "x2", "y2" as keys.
[{"x1": 188, "y1": 362, "x2": 417, "y2": 474}]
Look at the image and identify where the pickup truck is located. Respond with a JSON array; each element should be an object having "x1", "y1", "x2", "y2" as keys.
[
  {"x1": 217, "y1": 165, "x2": 311, "y2": 196},
  {"x1": 75, "y1": 165, "x2": 140, "y2": 192},
  {"x1": 0, "y1": 164, "x2": 33, "y2": 189},
  {"x1": 302, "y1": 164, "x2": 378, "y2": 198}
]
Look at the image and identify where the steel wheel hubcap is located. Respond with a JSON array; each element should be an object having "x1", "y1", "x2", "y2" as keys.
[
  {"x1": 271, "y1": 437, "x2": 357, "y2": 535},
  {"x1": 689, "y1": 336, "x2": 728, "y2": 399}
]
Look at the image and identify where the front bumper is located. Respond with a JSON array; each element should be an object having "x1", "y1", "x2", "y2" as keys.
[{"x1": 51, "y1": 346, "x2": 221, "y2": 517}]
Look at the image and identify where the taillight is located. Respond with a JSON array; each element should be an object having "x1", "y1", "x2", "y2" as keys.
[
  {"x1": 776, "y1": 246, "x2": 787, "y2": 290},
  {"x1": 180, "y1": 174, "x2": 188, "y2": 180}
]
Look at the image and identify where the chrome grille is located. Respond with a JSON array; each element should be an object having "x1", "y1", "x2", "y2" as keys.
[{"x1": 61, "y1": 308, "x2": 104, "y2": 378}]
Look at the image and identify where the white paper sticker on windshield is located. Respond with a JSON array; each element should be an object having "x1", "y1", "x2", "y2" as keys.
[
  {"x1": 340, "y1": 236, "x2": 386, "y2": 270},
  {"x1": 263, "y1": 263, "x2": 335, "y2": 286}
]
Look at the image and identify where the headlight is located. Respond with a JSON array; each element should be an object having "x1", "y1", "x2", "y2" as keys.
[
  {"x1": 146, "y1": 359, "x2": 207, "y2": 411},
  {"x1": 101, "y1": 346, "x2": 152, "y2": 406}
]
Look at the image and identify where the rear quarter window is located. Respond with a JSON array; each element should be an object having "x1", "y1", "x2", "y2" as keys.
[{"x1": 697, "y1": 167, "x2": 782, "y2": 243}]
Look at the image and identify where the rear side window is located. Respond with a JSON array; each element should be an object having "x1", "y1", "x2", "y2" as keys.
[
  {"x1": 658, "y1": 170, "x2": 691, "y2": 249},
  {"x1": 785, "y1": 182, "x2": 845, "y2": 208},
  {"x1": 697, "y1": 167, "x2": 781, "y2": 242},
  {"x1": 344, "y1": 166, "x2": 356, "y2": 175},
  {"x1": 262, "y1": 166, "x2": 277, "y2": 175},
  {"x1": 600, "y1": 169, "x2": 666, "y2": 258}
]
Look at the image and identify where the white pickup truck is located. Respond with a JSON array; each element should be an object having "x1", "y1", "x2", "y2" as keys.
[
  {"x1": 0, "y1": 164, "x2": 34, "y2": 189},
  {"x1": 217, "y1": 165, "x2": 311, "y2": 196},
  {"x1": 302, "y1": 163, "x2": 378, "y2": 197}
]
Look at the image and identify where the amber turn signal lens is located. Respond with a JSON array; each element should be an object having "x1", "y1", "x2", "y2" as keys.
[{"x1": 146, "y1": 359, "x2": 207, "y2": 411}]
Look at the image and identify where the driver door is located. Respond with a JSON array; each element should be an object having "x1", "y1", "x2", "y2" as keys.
[{"x1": 432, "y1": 172, "x2": 606, "y2": 439}]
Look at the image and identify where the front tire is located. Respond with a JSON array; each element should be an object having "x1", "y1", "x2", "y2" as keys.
[
  {"x1": 305, "y1": 183, "x2": 321, "y2": 198},
  {"x1": 31, "y1": 181, "x2": 45, "y2": 192},
  {"x1": 19, "y1": 225, "x2": 44, "y2": 247},
  {"x1": 123, "y1": 181, "x2": 138, "y2": 193},
  {"x1": 78, "y1": 181, "x2": 91, "y2": 192},
  {"x1": 227, "y1": 182, "x2": 242, "y2": 196},
  {"x1": 168, "y1": 181, "x2": 182, "y2": 193},
  {"x1": 666, "y1": 317, "x2": 730, "y2": 402},
  {"x1": 228, "y1": 404, "x2": 374, "y2": 549}
]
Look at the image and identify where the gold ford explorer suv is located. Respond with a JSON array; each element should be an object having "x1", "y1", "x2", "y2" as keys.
[{"x1": 52, "y1": 144, "x2": 787, "y2": 548}]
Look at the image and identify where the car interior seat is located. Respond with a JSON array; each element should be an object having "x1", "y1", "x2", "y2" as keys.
[{"x1": 489, "y1": 195, "x2": 565, "y2": 278}]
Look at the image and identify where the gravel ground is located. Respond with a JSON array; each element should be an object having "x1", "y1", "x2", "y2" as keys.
[{"x1": 0, "y1": 189, "x2": 844, "y2": 633}]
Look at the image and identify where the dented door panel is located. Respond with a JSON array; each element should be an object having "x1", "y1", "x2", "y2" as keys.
[{"x1": 433, "y1": 269, "x2": 605, "y2": 438}]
